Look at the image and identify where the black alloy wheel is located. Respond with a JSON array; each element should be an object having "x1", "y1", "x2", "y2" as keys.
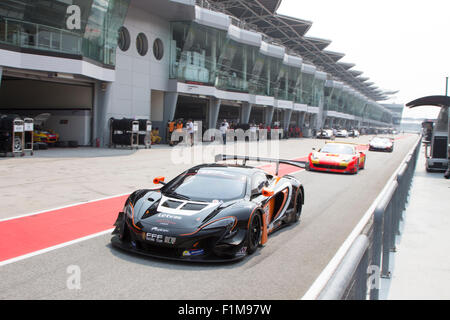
[
  {"x1": 293, "y1": 193, "x2": 303, "y2": 223},
  {"x1": 246, "y1": 213, "x2": 262, "y2": 255}
]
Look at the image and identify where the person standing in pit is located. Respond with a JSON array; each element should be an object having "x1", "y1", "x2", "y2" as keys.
[
  {"x1": 186, "y1": 119, "x2": 194, "y2": 146},
  {"x1": 220, "y1": 119, "x2": 229, "y2": 145},
  {"x1": 167, "y1": 119, "x2": 175, "y2": 146}
]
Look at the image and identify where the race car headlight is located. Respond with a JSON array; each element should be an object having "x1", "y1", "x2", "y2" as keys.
[
  {"x1": 341, "y1": 159, "x2": 351, "y2": 163},
  {"x1": 203, "y1": 217, "x2": 237, "y2": 231},
  {"x1": 124, "y1": 203, "x2": 133, "y2": 219},
  {"x1": 311, "y1": 154, "x2": 319, "y2": 161}
]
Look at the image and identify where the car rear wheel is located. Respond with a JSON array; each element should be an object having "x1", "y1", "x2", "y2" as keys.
[
  {"x1": 246, "y1": 212, "x2": 262, "y2": 255},
  {"x1": 293, "y1": 192, "x2": 303, "y2": 223},
  {"x1": 353, "y1": 160, "x2": 360, "y2": 174},
  {"x1": 305, "y1": 162, "x2": 311, "y2": 171}
]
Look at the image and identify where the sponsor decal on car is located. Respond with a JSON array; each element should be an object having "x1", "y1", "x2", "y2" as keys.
[
  {"x1": 237, "y1": 247, "x2": 247, "y2": 255},
  {"x1": 182, "y1": 249, "x2": 205, "y2": 257},
  {"x1": 151, "y1": 227, "x2": 169, "y2": 233},
  {"x1": 155, "y1": 219, "x2": 177, "y2": 225},
  {"x1": 146, "y1": 232, "x2": 176, "y2": 245},
  {"x1": 156, "y1": 213, "x2": 182, "y2": 220}
]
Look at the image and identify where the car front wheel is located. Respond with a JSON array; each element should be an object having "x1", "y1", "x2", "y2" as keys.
[{"x1": 246, "y1": 212, "x2": 262, "y2": 255}]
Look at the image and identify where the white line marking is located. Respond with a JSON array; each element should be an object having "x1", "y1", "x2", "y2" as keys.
[{"x1": 0, "y1": 228, "x2": 115, "y2": 267}]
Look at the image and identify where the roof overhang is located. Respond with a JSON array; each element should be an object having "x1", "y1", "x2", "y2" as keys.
[
  {"x1": 203, "y1": 0, "x2": 395, "y2": 102},
  {"x1": 406, "y1": 95, "x2": 450, "y2": 108}
]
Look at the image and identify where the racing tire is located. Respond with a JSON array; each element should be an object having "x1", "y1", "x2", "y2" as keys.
[
  {"x1": 293, "y1": 192, "x2": 303, "y2": 223},
  {"x1": 13, "y1": 136, "x2": 22, "y2": 152},
  {"x1": 246, "y1": 212, "x2": 262, "y2": 255},
  {"x1": 354, "y1": 161, "x2": 360, "y2": 174},
  {"x1": 305, "y1": 162, "x2": 310, "y2": 171}
]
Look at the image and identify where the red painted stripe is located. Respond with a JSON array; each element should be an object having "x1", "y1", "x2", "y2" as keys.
[
  {"x1": 0, "y1": 195, "x2": 128, "y2": 262},
  {"x1": 258, "y1": 156, "x2": 308, "y2": 176}
]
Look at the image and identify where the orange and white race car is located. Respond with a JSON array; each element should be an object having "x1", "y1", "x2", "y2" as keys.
[{"x1": 306, "y1": 142, "x2": 366, "y2": 174}]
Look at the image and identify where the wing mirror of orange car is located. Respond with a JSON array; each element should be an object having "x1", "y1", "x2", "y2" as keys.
[
  {"x1": 153, "y1": 176, "x2": 166, "y2": 185},
  {"x1": 261, "y1": 187, "x2": 274, "y2": 197}
]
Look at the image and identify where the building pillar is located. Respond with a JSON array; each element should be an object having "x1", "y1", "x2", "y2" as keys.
[
  {"x1": 264, "y1": 105, "x2": 274, "y2": 125},
  {"x1": 94, "y1": 81, "x2": 112, "y2": 147},
  {"x1": 329, "y1": 117, "x2": 334, "y2": 128},
  {"x1": 317, "y1": 94, "x2": 324, "y2": 130},
  {"x1": 299, "y1": 111, "x2": 306, "y2": 128},
  {"x1": 283, "y1": 108, "x2": 293, "y2": 130},
  {"x1": 208, "y1": 97, "x2": 221, "y2": 129},
  {"x1": 162, "y1": 91, "x2": 178, "y2": 143},
  {"x1": 240, "y1": 102, "x2": 252, "y2": 124}
]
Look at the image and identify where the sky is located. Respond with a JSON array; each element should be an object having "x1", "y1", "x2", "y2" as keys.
[{"x1": 277, "y1": 0, "x2": 450, "y2": 119}]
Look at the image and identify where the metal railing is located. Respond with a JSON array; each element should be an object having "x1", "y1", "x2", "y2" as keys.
[{"x1": 305, "y1": 134, "x2": 422, "y2": 300}]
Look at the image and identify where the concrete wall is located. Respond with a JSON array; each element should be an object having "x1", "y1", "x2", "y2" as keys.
[
  {"x1": 99, "y1": 4, "x2": 172, "y2": 145},
  {"x1": 45, "y1": 110, "x2": 92, "y2": 146}
]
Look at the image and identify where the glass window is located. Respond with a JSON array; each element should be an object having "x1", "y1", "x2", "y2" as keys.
[
  {"x1": 301, "y1": 72, "x2": 315, "y2": 105},
  {"x1": 215, "y1": 38, "x2": 260, "y2": 93},
  {"x1": 312, "y1": 78, "x2": 325, "y2": 107},
  {"x1": 153, "y1": 38, "x2": 164, "y2": 60},
  {"x1": 0, "y1": 0, "x2": 130, "y2": 66},
  {"x1": 136, "y1": 32, "x2": 148, "y2": 56},
  {"x1": 251, "y1": 172, "x2": 268, "y2": 194},
  {"x1": 118, "y1": 26, "x2": 130, "y2": 51},
  {"x1": 163, "y1": 169, "x2": 248, "y2": 202},
  {"x1": 287, "y1": 66, "x2": 302, "y2": 102},
  {"x1": 320, "y1": 144, "x2": 355, "y2": 155},
  {"x1": 170, "y1": 22, "x2": 225, "y2": 85}
]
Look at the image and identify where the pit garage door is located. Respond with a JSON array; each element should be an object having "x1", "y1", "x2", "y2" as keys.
[
  {"x1": 174, "y1": 95, "x2": 208, "y2": 129},
  {"x1": 0, "y1": 71, "x2": 93, "y2": 147}
]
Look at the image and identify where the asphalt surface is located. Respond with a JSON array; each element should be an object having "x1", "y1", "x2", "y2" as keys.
[{"x1": 0, "y1": 134, "x2": 419, "y2": 299}]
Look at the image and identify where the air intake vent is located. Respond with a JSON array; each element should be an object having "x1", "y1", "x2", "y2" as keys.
[
  {"x1": 182, "y1": 203, "x2": 208, "y2": 211},
  {"x1": 141, "y1": 200, "x2": 160, "y2": 219},
  {"x1": 162, "y1": 199, "x2": 183, "y2": 209}
]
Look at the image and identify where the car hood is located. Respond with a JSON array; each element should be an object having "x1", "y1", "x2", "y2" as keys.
[
  {"x1": 314, "y1": 152, "x2": 354, "y2": 162},
  {"x1": 132, "y1": 191, "x2": 239, "y2": 232}
]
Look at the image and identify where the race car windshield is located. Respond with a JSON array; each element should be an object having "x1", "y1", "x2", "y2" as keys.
[
  {"x1": 372, "y1": 137, "x2": 389, "y2": 143},
  {"x1": 320, "y1": 144, "x2": 354, "y2": 155},
  {"x1": 164, "y1": 170, "x2": 247, "y2": 202}
]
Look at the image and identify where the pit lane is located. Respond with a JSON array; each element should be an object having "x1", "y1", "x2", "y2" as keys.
[{"x1": 0, "y1": 134, "x2": 419, "y2": 299}]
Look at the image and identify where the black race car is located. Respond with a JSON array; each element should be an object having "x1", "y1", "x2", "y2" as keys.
[{"x1": 111, "y1": 155, "x2": 305, "y2": 262}]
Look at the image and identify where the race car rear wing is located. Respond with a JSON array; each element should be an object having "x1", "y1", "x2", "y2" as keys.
[
  {"x1": 215, "y1": 154, "x2": 306, "y2": 176},
  {"x1": 325, "y1": 141, "x2": 362, "y2": 145}
]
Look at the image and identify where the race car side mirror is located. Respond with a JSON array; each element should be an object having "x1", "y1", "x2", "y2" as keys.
[
  {"x1": 312, "y1": 148, "x2": 316, "y2": 151},
  {"x1": 153, "y1": 176, "x2": 166, "y2": 185},
  {"x1": 261, "y1": 187, "x2": 274, "y2": 197}
]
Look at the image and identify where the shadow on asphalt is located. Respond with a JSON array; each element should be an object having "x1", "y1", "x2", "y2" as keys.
[{"x1": 104, "y1": 221, "x2": 303, "y2": 271}]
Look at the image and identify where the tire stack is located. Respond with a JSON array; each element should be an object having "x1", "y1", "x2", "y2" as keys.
[
  {"x1": 110, "y1": 118, "x2": 141, "y2": 149},
  {"x1": 137, "y1": 119, "x2": 152, "y2": 148},
  {"x1": 0, "y1": 114, "x2": 24, "y2": 156}
]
